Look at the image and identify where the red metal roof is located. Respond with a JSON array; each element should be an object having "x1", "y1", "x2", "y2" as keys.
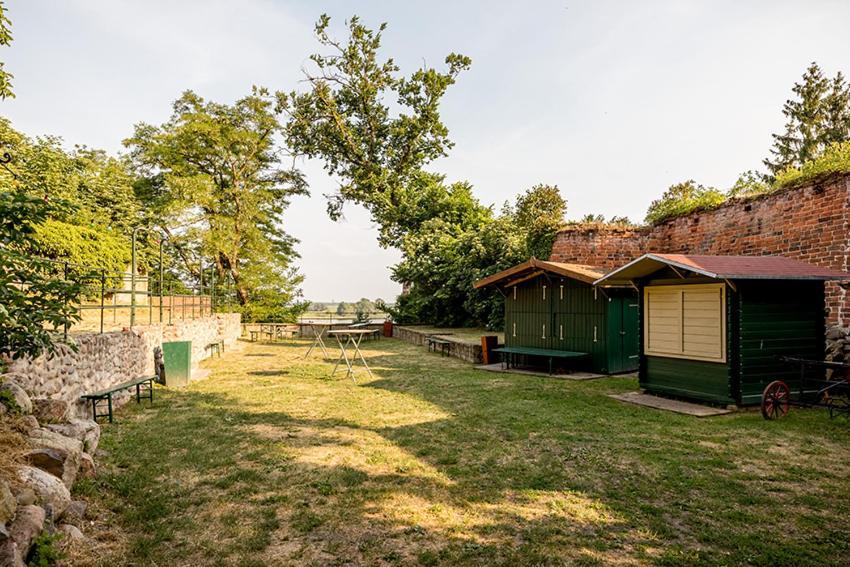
[{"x1": 595, "y1": 254, "x2": 850, "y2": 285}]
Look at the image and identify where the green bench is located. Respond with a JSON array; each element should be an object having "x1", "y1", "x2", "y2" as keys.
[
  {"x1": 80, "y1": 376, "x2": 155, "y2": 423},
  {"x1": 492, "y1": 346, "x2": 590, "y2": 375}
]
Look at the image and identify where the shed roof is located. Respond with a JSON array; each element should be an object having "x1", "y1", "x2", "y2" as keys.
[
  {"x1": 473, "y1": 258, "x2": 605, "y2": 289},
  {"x1": 594, "y1": 254, "x2": 850, "y2": 286}
]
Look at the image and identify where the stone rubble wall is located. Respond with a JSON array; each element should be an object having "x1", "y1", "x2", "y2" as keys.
[
  {"x1": 393, "y1": 326, "x2": 485, "y2": 364},
  {"x1": 6, "y1": 313, "x2": 241, "y2": 419}
]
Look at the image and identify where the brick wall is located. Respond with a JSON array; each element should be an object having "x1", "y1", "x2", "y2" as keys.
[{"x1": 550, "y1": 175, "x2": 850, "y2": 325}]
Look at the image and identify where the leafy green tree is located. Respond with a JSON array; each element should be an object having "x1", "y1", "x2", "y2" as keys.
[
  {"x1": 511, "y1": 184, "x2": 567, "y2": 259},
  {"x1": 336, "y1": 302, "x2": 350, "y2": 316},
  {"x1": 774, "y1": 141, "x2": 850, "y2": 189},
  {"x1": 125, "y1": 89, "x2": 308, "y2": 313},
  {"x1": 644, "y1": 180, "x2": 725, "y2": 225},
  {"x1": 764, "y1": 63, "x2": 850, "y2": 176},
  {"x1": 284, "y1": 14, "x2": 471, "y2": 240},
  {"x1": 0, "y1": 191, "x2": 81, "y2": 360},
  {"x1": 0, "y1": 1, "x2": 13, "y2": 99}
]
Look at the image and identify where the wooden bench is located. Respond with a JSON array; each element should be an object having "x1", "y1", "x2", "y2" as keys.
[
  {"x1": 205, "y1": 340, "x2": 224, "y2": 358},
  {"x1": 80, "y1": 376, "x2": 155, "y2": 423},
  {"x1": 427, "y1": 336, "x2": 452, "y2": 357},
  {"x1": 492, "y1": 346, "x2": 590, "y2": 375}
]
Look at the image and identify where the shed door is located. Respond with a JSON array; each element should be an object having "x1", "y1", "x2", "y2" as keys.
[{"x1": 608, "y1": 295, "x2": 639, "y2": 373}]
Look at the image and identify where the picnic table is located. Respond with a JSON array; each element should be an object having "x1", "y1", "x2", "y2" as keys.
[
  {"x1": 303, "y1": 322, "x2": 333, "y2": 358},
  {"x1": 327, "y1": 329, "x2": 375, "y2": 382},
  {"x1": 347, "y1": 322, "x2": 381, "y2": 340},
  {"x1": 492, "y1": 346, "x2": 590, "y2": 375},
  {"x1": 248, "y1": 324, "x2": 298, "y2": 342}
]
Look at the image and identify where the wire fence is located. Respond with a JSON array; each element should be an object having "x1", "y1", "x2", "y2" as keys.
[{"x1": 28, "y1": 256, "x2": 223, "y2": 336}]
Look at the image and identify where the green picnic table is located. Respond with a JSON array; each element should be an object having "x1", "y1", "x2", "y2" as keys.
[{"x1": 492, "y1": 346, "x2": 590, "y2": 375}]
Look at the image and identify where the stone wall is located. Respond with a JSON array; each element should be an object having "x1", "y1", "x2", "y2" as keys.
[
  {"x1": 6, "y1": 313, "x2": 241, "y2": 419},
  {"x1": 394, "y1": 326, "x2": 485, "y2": 364},
  {"x1": 550, "y1": 175, "x2": 850, "y2": 325}
]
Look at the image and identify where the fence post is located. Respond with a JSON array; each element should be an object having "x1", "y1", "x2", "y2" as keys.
[
  {"x1": 130, "y1": 229, "x2": 138, "y2": 327},
  {"x1": 159, "y1": 240, "x2": 164, "y2": 324},
  {"x1": 100, "y1": 270, "x2": 105, "y2": 334},
  {"x1": 63, "y1": 262, "x2": 69, "y2": 340},
  {"x1": 211, "y1": 265, "x2": 216, "y2": 314}
]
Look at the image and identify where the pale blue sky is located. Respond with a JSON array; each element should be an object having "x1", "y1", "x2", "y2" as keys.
[{"x1": 3, "y1": 0, "x2": 850, "y2": 301}]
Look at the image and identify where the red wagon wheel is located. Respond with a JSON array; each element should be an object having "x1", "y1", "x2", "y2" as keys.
[{"x1": 761, "y1": 380, "x2": 791, "y2": 420}]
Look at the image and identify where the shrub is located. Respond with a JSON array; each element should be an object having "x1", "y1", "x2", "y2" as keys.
[
  {"x1": 774, "y1": 141, "x2": 850, "y2": 189},
  {"x1": 644, "y1": 180, "x2": 726, "y2": 225}
]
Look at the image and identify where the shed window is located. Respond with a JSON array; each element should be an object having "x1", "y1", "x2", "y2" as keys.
[{"x1": 644, "y1": 283, "x2": 726, "y2": 362}]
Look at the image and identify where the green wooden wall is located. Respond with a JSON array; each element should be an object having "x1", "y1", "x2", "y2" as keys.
[
  {"x1": 736, "y1": 280, "x2": 825, "y2": 405},
  {"x1": 503, "y1": 275, "x2": 637, "y2": 373},
  {"x1": 639, "y1": 278, "x2": 826, "y2": 406}
]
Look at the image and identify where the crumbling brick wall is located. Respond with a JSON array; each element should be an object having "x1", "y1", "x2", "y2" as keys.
[{"x1": 550, "y1": 174, "x2": 850, "y2": 325}]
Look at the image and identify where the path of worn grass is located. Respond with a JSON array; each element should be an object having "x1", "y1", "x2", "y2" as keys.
[{"x1": 76, "y1": 339, "x2": 850, "y2": 566}]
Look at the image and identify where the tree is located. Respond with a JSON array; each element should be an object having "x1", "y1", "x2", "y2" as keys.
[
  {"x1": 511, "y1": 184, "x2": 567, "y2": 259},
  {"x1": 125, "y1": 88, "x2": 308, "y2": 314},
  {"x1": 0, "y1": 1, "x2": 13, "y2": 99},
  {"x1": 0, "y1": 191, "x2": 81, "y2": 360},
  {"x1": 336, "y1": 302, "x2": 350, "y2": 316},
  {"x1": 764, "y1": 63, "x2": 850, "y2": 176},
  {"x1": 284, "y1": 14, "x2": 471, "y2": 241}
]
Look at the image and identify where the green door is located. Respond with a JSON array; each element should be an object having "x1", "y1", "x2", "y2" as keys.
[
  {"x1": 607, "y1": 294, "x2": 639, "y2": 373},
  {"x1": 162, "y1": 340, "x2": 192, "y2": 387}
]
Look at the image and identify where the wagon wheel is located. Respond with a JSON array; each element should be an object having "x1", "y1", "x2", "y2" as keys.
[{"x1": 761, "y1": 380, "x2": 791, "y2": 420}]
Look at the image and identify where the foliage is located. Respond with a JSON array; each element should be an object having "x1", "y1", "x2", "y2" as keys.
[
  {"x1": 0, "y1": 191, "x2": 81, "y2": 360},
  {"x1": 284, "y1": 14, "x2": 471, "y2": 245},
  {"x1": 774, "y1": 141, "x2": 850, "y2": 189},
  {"x1": 230, "y1": 289, "x2": 309, "y2": 323},
  {"x1": 510, "y1": 184, "x2": 567, "y2": 259},
  {"x1": 644, "y1": 180, "x2": 726, "y2": 225},
  {"x1": 727, "y1": 170, "x2": 770, "y2": 198},
  {"x1": 26, "y1": 531, "x2": 64, "y2": 567},
  {"x1": 0, "y1": 119, "x2": 140, "y2": 270},
  {"x1": 126, "y1": 88, "x2": 308, "y2": 309},
  {"x1": 0, "y1": 1, "x2": 13, "y2": 99},
  {"x1": 336, "y1": 302, "x2": 352, "y2": 316},
  {"x1": 764, "y1": 62, "x2": 850, "y2": 176}
]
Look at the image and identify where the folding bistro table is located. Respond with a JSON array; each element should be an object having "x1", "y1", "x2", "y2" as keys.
[
  {"x1": 303, "y1": 322, "x2": 332, "y2": 358},
  {"x1": 327, "y1": 329, "x2": 374, "y2": 382}
]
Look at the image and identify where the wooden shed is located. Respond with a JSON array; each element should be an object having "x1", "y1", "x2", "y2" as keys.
[
  {"x1": 474, "y1": 258, "x2": 639, "y2": 374},
  {"x1": 595, "y1": 254, "x2": 849, "y2": 405}
]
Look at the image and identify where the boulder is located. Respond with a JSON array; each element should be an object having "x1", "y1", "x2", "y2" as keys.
[
  {"x1": 30, "y1": 399, "x2": 70, "y2": 424},
  {"x1": 45, "y1": 419, "x2": 100, "y2": 454},
  {"x1": 0, "y1": 539, "x2": 24, "y2": 567},
  {"x1": 26, "y1": 428, "x2": 82, "y2": 489},
  {"x1": 17, "y1": 416, "x2": 39, "y2": 435},
  {"x1": 8, "y1": 505, "x2": 44, "y2": 558},
  {"x1": 0, "y1": 379, "x2": 31, "y2": 415},
  {"x1": 0, "y1": 480, "x2": 15, "y2": 527},
  {"x1": 15, "y1": 466, "x2": 70, "y2": 519},
  {"x1": 78, "y1": 453, "x2": 96, "y2": 479},
  {"x1": 826, "y1": 327, "x2": 846, "y2": 340},
  {"x1": 13, "y1": 488, "x2": 35, "y2": 507}
]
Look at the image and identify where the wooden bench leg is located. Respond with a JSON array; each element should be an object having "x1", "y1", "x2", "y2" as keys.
[{"x1": 136, "y1": 383, "x2": 141, "y2": 403}]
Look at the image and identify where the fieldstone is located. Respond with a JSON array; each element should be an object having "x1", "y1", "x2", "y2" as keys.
[
  {"x1": 826, "y1": 327, "x2": 846, "y2": 340},
  {"x1": 8, "y1": 505, "x2": 44, "y2": 558},
  {"x1": 17, "y1": 416, "x2": 39, "y2": 435},
  {"x1": 0, "y1": 379, "x2": 31, "y2": 415},
  {"x1": 0, "y1": 539, "x2": 24, "y2": 567},
  {"x1": 26, "y1": 428, "x2": 82, "y2": 489},
  {"x1": 62, "y1": 501, "x2": 87, "y2": 527},
  {"x1": 46, "y1": 419, "x2": 100, "y2": 454},
  {"x1": 57, "y1": 523, "x2": 84, "y2": 547},
  {"x1": 13, "y1": 488, "x2": 35, "y2": 507},
  {"x1": 0, "y1": 480, "x2": 15, "y2": 527},
  {"x1": 15, "y1": 466, "x2": 70, "y2": 519},
  {"x1": 78, "y1": 453, "x2": 96, "y2": 479},
  {"x1": 30, "y1": 399, "x2": 69, "y2": 424}
]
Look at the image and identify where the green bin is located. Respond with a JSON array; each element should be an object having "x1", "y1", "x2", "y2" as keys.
[{"x1": 162, "y1": 340, "x2": 192, "y2": 387}]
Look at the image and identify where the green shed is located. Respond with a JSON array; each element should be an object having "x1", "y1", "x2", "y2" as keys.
[
  {"x1": 474, "y1": 259, "x2": 639, "y2": 374},
  {"x1": 595, "y1": 254, "x2": 849, "y2": 405}
]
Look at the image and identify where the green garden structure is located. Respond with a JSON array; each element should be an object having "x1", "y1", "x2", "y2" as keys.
[
  {"x1": 595, "y1": 254, "x2": 849, "y2": 405},
  {"x1": 474, "y1": 258, "x2": 639, "y2": 374}
]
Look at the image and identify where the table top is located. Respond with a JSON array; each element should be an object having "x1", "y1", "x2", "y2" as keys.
[{"x1": 327, "y1": 329, "x2": 377, "y2": 336}]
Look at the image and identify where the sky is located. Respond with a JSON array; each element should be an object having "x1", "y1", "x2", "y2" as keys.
[{"x1": 3, "y1": 0, "x2": 850, "y2": 301}]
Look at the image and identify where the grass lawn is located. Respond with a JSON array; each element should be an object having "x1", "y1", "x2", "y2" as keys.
[{"x1": 76, "y1": 338, "x2": 850, "y2": 566}]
